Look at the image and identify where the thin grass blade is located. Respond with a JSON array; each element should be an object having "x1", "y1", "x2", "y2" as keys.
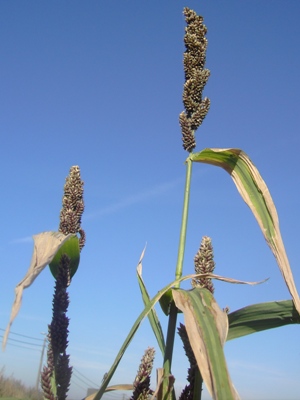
[
  {"x1": 91, "y1": 277, "x2": 191, "y2": 400},
  {"x1": 136, "y1": 247, "x2": 166, "y2": 356},
  {"x1": 91, "y1": 272, "x2": 261, "y2": 400}
]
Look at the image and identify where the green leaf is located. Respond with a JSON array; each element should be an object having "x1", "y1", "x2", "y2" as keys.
[
  {"x1": 136, "y1": 248, "x2": 166, "y2": 356},
  {"x1": 49, "y1": 234, "x2": 80, "y2": 279},
  {"x1": 190, "y1": 148, "x2": 300, "y2": 314},
  {"x1": 227, "y1": 300, "x2": 300, "y2": 341},
  {"x1": 172, "y1": 287, "x2": 238, "y2": 399},
  {"x1": 91, "y1": 272, "x2": 261, "y2": 400},
  {"x1": 159, "y1": 289, "x2": 174, "y2": 316},
  {"x1": 92, "y1": 279, "x2": 185, "y2": 400}
]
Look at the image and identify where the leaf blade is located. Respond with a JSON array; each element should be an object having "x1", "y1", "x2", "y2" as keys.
[
  {"x1": 136, "y1": 248, "x2": 166, "y2": 356},
  {"x1": 172, "y1": 288, "x2": 239, "y2": 400},
  {"x1": 191, "y1": 148, "x2": 300, "y2": 314},
  {"x1": 3, "y1": 231, "x2": 74, "y2": 350},
  {"x1": 227, "y1": 300, "x2": 300, "y2": 341},
  {"x1": 91, "y1": 272, "x2": 262, "y2": 399}
]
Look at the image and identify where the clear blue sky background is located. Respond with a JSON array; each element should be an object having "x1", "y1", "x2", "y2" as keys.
[{"x1": 1, "y1": 1, "x2": 300, "y2": 399}]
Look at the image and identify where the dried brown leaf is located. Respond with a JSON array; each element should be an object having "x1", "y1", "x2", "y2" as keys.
[{"x1": 2, "y1": 231, "x2": 73, "y2": 350}]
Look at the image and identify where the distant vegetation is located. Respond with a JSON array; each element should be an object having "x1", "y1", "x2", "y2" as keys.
[{"x1": 0, "y1": 368, "x2": 43, "y2": 400}]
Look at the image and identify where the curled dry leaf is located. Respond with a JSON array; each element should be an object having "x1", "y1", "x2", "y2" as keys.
[
  {"x1": 184, "y1": 272, "x2": 267, "y2": 286},
  {"x1": 85, "y1": 385, "x2": 134, "y2": 400},
  {"x1": 172, "y1": 288, "x2": 239, "y2": 400},
  {"x1": 2, "y1": 231, "x2": 74, "y2": 350},
  {"x1": 190, "y1": 148, "x2": 300, "y2": 315},
  {"x1": 136, "y1": 244, "x2": 147, "y2": 277}
]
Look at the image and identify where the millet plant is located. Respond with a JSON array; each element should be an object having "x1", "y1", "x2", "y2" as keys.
[{"x1": 3, "y1": 7, "x2": 300, "y2": 400}]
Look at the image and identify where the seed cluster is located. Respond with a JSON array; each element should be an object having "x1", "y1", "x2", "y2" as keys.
[
  {"x1": 59, "y1": 165, "x2": 85, "y2": 250},
  {"x1": 178, "y1": 323, "x2": 200, "y2": 400},
  {"x1": 41, "y1": 255, "x2": 72, "y2": 400},
  {"x1": 180, "y1": 7, "x2": 210, "y2": 152},
  {"x1": 192, "y1": 236, "x2": 215, "y2": 294},
  {"x1": 131, "y1": 347, "x2": 155, "y2": 400}
]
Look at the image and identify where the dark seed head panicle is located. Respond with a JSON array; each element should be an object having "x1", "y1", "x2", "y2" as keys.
[
  {"x1": 59, "y1": 165, "x2": 86, "y2": 250},
  {"x1": 192, "y1": 236, "x2": 215, "y2": 293},
  {"x1": 131, "y1": 347, "x2": 155, "y2": 400},
  {"x1": 180, "y1": 8, "x2": 210, "y2": 152}
]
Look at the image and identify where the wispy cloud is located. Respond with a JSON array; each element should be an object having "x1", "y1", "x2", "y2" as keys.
[
  {"x1": 86, "y1": 176, "x2": 184, "y2": 219},
  {"x1": 9, "y1": 236, "x2": 32, "y2": 244},
  {"x1": 229, "y1": 359, "x2": 291, "y2": 379},
  {"x1": 71, "y1": 356, "x2": 111, "y2": 372}
]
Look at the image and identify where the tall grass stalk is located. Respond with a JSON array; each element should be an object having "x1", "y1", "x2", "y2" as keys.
[{"x1": 162, "y1": 157, "x2": 193, "y2": 399}]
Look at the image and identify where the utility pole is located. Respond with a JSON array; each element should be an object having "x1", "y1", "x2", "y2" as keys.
[{"x1": 36, "y1": 334, "x2": 47, "y2": 391}]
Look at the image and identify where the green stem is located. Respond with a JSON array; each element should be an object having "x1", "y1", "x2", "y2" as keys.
[
  {"x1": 163, "y1": 302, "x2": 178, "y2": 367},
  {"x1": 193, "y1": 368, "x2": 203, "y2": 400},
  {"x1": 161, "y1": 302, "x2": 177, "y2": 400},
  {"x1": 175, "y1": 156, "x2": 193, "y2": 284},
  {"x1": 162, "y1": 156, "x2": 193, "y2": 400}
]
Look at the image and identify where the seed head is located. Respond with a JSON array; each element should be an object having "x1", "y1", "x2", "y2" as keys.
[
  {"x1": 192, "y1": 236, "x2": 215, "y2": 293},
  {"x1": 178, "y1": 323, "x2": 202, "y2": 400},
  {"x1": 131, "y1": 347, "x2": 155, "y2": 400},
  {"x1": 180, "y1": 8, "x2": 210, "y2": 152},
  {"x1": 59, "y1": 166, "x2": 85, "y2": 250}
]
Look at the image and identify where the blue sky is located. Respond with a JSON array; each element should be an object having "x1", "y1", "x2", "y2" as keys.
[{"x1": 1, "y1": 1, "x2": 300, "y2": 399}]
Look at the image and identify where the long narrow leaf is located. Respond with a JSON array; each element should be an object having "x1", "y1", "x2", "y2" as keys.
[
  {"x1": 92, "y1": 272, "x2": 258, "y2": 399},
  {"x1": 91, "y1": 277, "x2": 189, "y2": 400},
  {"x1": 172, "y1": 287, "x2": 239, "y2": 400},
  {"x1": 227, "y1": 300, "x2": 300, "y2": 341},
  {"x1": 190, "y1": 148, "x2": 300, "y2": 314},
  {"x1": 136, "y1": 247, "x2": 166, "y2": 356}
]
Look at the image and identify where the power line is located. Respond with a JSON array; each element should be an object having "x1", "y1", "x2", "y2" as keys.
[
  {"x1": 0, "y1": 334, "x2": 43, "y2": 347},
  {"x1": 3, "y1": 341, "x2": 41, "y2": 352},
  {"x1": 72, "y1": 370, "x2": 91, "y2": 388},
  {"x1": 103, "y1": 391, "x2": 129, "y2": 400},
  {"x1": 71, "y1": 369, "x2": 129, "y2": 400},
  {"x1": 0, "y1": 327, "x2": 44, "y2": 341},
  {"x1": 1, "y1": 328, "x2": 130, "y2": 399},
  {"x1": 72, "y1": 366, "x2": 100, "y2": 387},
  {"x1": 71, "y1": 376, "x2": 87, "y2": 391}
]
